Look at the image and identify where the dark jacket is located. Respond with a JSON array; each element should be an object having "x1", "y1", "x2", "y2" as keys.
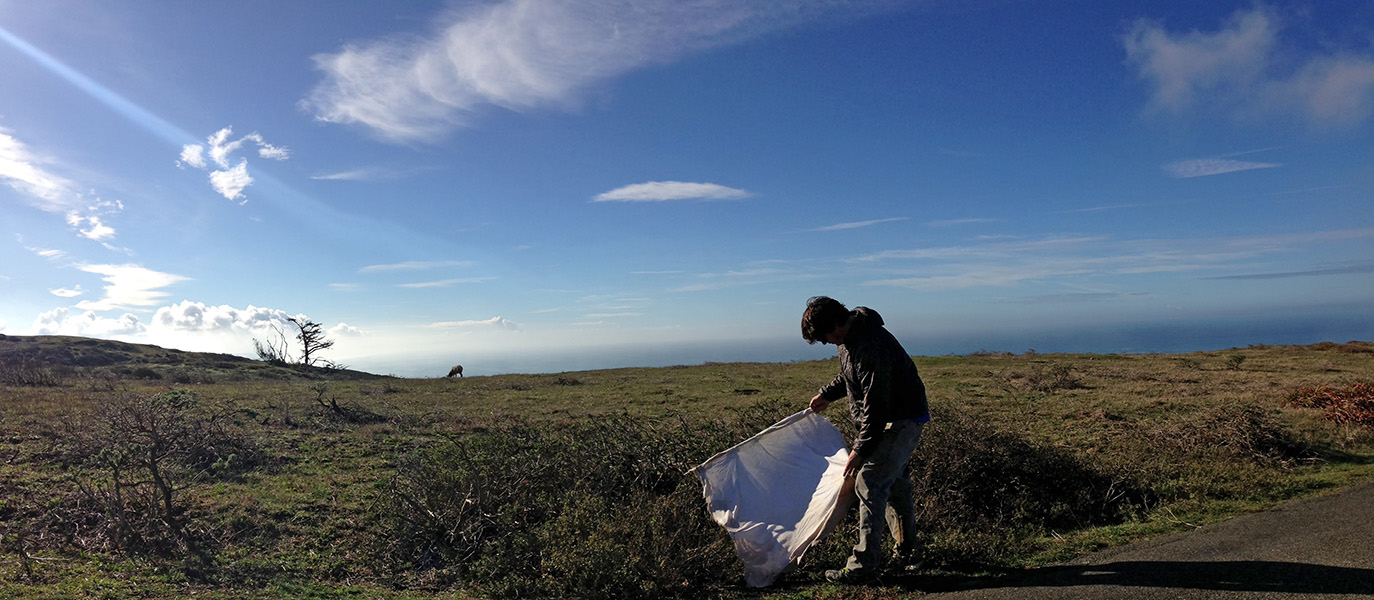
[{"x1": 816, "y1": 307, "x2": 929, "y2": 458}]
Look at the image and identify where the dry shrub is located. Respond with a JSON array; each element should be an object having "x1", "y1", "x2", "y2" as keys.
[
  {"x1": 906, "y1": 405, "x2": 1148, "y2": 565},
  {"x1": 1310, "y1": 341, "x2": 1374, "y2": 353},
  {"x1": 369, "y1": 401, "x2": 789, "y2": 597},
  {"x1": 35, "y1": 389, "x2": 260, "y2": 563},
  {"x1": 0, "y1": 358, "x2": 64, "y2": 387},
  {"x1": 1154, "y1": 403, "x2": 1315, "y2": 464},
  {"x1": 996, "y1": 363, "x2": 1084, "y2": 394},
  {"x1": 1287, "y1": 382, "x2": 1374, "y2": 426}
]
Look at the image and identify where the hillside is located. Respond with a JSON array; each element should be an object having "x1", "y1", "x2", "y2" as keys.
[
  {"x1": 0, "y1": 334, "x2": 387, "y2": 382},
  {"x1": 1, "y1": 338, "x2": 1371, "y2": 599}
]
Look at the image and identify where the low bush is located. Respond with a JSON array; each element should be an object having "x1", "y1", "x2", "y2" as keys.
[
  {"x1": 373, "y1": 399, "x2": 1166, "y2": 594},
  {"x1": 906, "y1": 405, "x2": 1150, "y2": 565},
  {"x1": 1288, "y1": 382, "x2": 1374, "y2": 426},
  {"x1": 369, "y1": 403, "x2": 783, "y2": 596},
  {"x1": 1155, "y1": 402, "x2": 1316, "y2": 463},
  {"x1": 0, "y1": 358, "x2": 64, "y2": 387},
  {"x1": 36, "y1": 389, "x2": 262, "y2": 563}
]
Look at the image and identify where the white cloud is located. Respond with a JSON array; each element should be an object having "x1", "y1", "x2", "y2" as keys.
[
  {"x1": 1164, "y1": 158, "x2": 1281, "y2": 178},
  {"x1": 360, "y1": 260, "x2": 475, "y2": 273},
  {"x1": 179, "y1": 127, "x2": 288, "y2": 202},
  {"x1": 926, "y1": 218, "x2": 997, "y2": 228},
  {"x1": 312, "y1": 168, "x2": 387, "y2": 181},
  {"x1": 0, "y1": 128, "x2": 81, "y2": 213},
  {"x1": 178, "y1": 144, "x2": 207, "y2": 169},
  {"x1": 33, "y1": 308, "x2": 146, "y2": 336},
  {"x1": 1124, "y1": 7, "x2": 1374, "y2": 125},
  {"x1": 50, "y1": 286, "x2": 84, "y2": 298},
  {"x1": 1, "y1": 132, "x2": 126, "y2": 242},
  {"x1": 305, "y1": 0, "x2": 897, "y2": 142},
  {"x1": 1281, "y1": 56, "x2": 1374, "y2": 124},
  {"x1": 73, "y1": 214, "x2": 116, "y2": 240},
  {"x1": 32, "y1": 247, "x2": 68, "y2": 259},
  {"x1": 1123, "y1": 8, "x2": 1273, "y2": 112},
  {"x1": 62, "y1": 197, "x2": 124, "y2": 242},
  {"x1": 73, "y1": 264, "x2": 189, "y2": 311},
  {"x1": 329, "y1": 322, "x2": 365, "y2": 337},
  {"x1": 209, "y1": 159, "x2": 253, "y2": 202},
  {"x1": 807, "y1": 217, "x2": 908, "y2": 232},
  {"x1": 255, "y1": 142, "x2": 290, "y2": 161},
  {"x1": 399, "y1": 277, "x2": 494, "y2": 288},
  {"x1": 427, "y1": 316, "x2": 520, "y2": 330},
  {"x1": 593, "y1": 181, "x2": 749, "y2": 202},
  {"x1": 152, "y1": 300, "x2": 293, "y2": 333}
]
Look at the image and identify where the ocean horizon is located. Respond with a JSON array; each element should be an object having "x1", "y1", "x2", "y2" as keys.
[{"x1": 356, "y1": 311, "x2": 1374, "y2": 378}]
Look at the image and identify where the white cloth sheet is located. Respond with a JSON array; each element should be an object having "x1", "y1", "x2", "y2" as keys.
[{"x1": 690, "y1": 409, "x2": 855, "y2": 587}]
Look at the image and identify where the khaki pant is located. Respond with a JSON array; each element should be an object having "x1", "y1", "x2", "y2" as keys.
[{"x1": 844, "y1": 419, "x2": 925, "y2": 572}]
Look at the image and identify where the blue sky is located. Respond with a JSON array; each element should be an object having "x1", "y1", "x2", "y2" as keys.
[{"x1": 2, "y1": 1, "x2": 1372, "y2": 377}]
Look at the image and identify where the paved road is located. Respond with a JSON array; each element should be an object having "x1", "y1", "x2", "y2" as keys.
[{"x1": 901, "y1": 482, "x2": 1374, "y2": 599}]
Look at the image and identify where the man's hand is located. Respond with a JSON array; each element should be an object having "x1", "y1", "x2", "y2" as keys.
[
  {"x1": 843, "y1": 449, "x2": 862, "y2": 479},
  {"x1": 809, "y1": 394, "x2": 830, "y2": 412}
]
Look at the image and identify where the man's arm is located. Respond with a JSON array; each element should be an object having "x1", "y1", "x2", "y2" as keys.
[{"x1": 811, "y1": 374, "x2": 846, "y2": 411}]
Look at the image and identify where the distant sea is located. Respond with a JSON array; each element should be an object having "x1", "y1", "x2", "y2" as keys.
[{"x1": 362, "y1": 311, "x2": 1373, "y2": 378}]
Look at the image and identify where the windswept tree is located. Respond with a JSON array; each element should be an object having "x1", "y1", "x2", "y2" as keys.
[
  {"x1": 287, "y1": 316, "x2": 335, "y2": 367},
  {"x1": 252, "y1": 323, "x2": 293, "y2": 365},
  {"x1": 252, "y1": 316, "x2": 337, "y2": 368}
]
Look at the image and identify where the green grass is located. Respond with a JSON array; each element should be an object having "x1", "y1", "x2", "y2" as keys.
[{"x1": 1, "y1": 337, "x2": 1372, "y2": 599}]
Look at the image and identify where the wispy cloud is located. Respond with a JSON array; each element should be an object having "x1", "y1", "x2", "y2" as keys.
[
  {"x1": 1061, "y1": 203, "x2": 1150, "y2": 214},
  {"x1": 177, "y1": 127, "x2": 289, "y2": 203},
  {"x1": 868, "y1": 266, "x2": 1090, "y2": 290},
  {"x1": 50, "y1": 286, "x2": 84, "y2": 298},
  {"x1": 360, "y1": 260, "x2": 476, "y2": 273},
  {"x1": 311, "y1": 166, "x2": 415, "y2": 182},
  {"x1": 925, "y1": 218, "x2": 996, "y2": 228},
  {"x1": 63, "y1": 198, "x2": 125, "y2": 242},
  {"x1": 1, "y1": 128, "x2": 82, "y2": 213},
  {"x1": 72, "y1": 264, "x2": 189, "y2": 311},
  {"x1": 1164, "y1": 158, "x2": 1280, "y2": 178},
  {"x1": 806, "y1": 217, "x2": 908, "y2": 232},
  {"x1": 305, "y1": 0, "x2": 904, "y2": 142},
  {"x1": 854, "y1": 228, "x2": 1374, "y2": 291},
  {"x1": 427, "y1": 316, "x2": 519, "y2": 330},
  {"x1": 1204, "y1": 263, "x2": 1374, "y2": 280},
  {"x1": 1124, "y1": 6, "x2": 1374, "y2": 125},
  {"x1": 593, "y1": 181, "x2": 750, "y2": 202},
  {"x1": 399, "y1": 277, "x2": 494, "y2": 288},
  {"x1": 1010, "y1": 292, "x2": 1141, "y2": 304},
  {"x1": 850, "y1": 236, "x2": 1108, "y2": 263},
  {"x1": 26, "y1": 246, "x2": 68, "y2": 260},
  {"x1": 669, "y1": 265, "x2": 816, "y2": 292}
]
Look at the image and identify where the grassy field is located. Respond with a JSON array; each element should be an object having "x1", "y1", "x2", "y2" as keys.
[{"x1": 2, "y1": 336, "x2": 1372, "y2": 599}]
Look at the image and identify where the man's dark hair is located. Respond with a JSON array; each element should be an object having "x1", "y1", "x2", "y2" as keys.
[{"x1": 801, "y1": 296, "x2": 850, "y2": 344}]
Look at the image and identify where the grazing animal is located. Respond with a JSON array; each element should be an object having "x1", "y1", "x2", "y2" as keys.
[{"x1": 446, "y1": 364, "x2": 464, "y2": 378}]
